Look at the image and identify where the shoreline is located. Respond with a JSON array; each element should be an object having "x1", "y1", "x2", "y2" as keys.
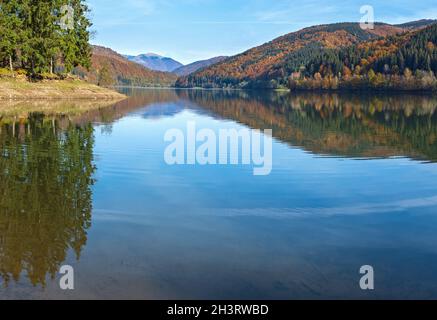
[
  {"x1": 173, "y1": 86, "x2": 437, "y2": 93},
  {"x1": 126, "y1": 85, "x2": 437, "y2": 96},
  {"x1": 0, "y1": 78, "x2": 127, "y2": 101},
  {"x1": 0, "y1": 98, "x2": 126, "y2": 120}
]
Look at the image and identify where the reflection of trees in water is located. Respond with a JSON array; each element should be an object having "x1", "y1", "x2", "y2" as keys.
[
  {"x1": 177, "y1": 90, "x2": 437, "y2": 161},
  {"x1": 0, "y1": 114, "x2": 95, "y2": 287}
]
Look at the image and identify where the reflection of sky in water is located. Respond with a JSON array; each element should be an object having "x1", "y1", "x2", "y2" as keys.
[
  {"x1": 2, "y1": 90, "x2": 437, "y2": 299},
  {"x1": 88, "y1": 107, "x2": 437, "y2": 299}
]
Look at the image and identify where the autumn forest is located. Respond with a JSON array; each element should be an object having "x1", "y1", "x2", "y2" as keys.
[{"x1": 176, "y1": 22, "x2": 437, "y2": 92}]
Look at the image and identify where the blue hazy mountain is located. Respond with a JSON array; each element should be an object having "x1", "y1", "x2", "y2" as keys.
[{"x1": 124, "y1": 53, "x2": 183, "y2": 72}]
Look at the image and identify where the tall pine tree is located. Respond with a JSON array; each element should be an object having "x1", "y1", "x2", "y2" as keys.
[{"x1": 0, "y1": 0, "x2": 21, "y2": 72}]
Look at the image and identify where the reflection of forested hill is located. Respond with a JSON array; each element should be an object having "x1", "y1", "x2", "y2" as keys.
[
  {"x1": 0, "y1": 115, "x2": 95, "y2": 286},
  {"x1": 177, "y1": 90, "x2": 437, "y2": 161}
]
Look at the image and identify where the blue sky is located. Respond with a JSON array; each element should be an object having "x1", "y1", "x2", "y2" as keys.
[{"x1": 87, "y1": 0, "x2": 437, "y2": 64}]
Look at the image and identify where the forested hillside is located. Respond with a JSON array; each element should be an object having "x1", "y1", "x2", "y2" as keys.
[
  {"x1": 176, "y1": 21, "x2": 437, "y2": 91},
  {"x1": 0, "y1": 0, "x2": 91, "y2": 77},
  {"x1": 74, "y1": 46, "x2": 177, "y2": 87},
  {"x1": 287, "y1": 23, "x2": 437, "y2": 91},
  {"x1": 173, "y1": 56, "x2": 228, "y2": 76}
]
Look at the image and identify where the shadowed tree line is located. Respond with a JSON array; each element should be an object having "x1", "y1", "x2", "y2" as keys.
[{"x1": 0, "y1": 114, "x2": 95, "y2": 287}]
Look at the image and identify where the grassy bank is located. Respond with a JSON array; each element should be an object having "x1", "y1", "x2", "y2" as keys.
[
  {"x1": 0, "y1": 99, "x2": 127, "y2": 121},
  {"x1": 0, "y1": 76, "x2": 126, "y2": 100}
]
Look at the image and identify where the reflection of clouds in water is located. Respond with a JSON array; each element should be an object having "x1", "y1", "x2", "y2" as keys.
[
  {"x1": 130, "y1": 102, "x2": 185, "y2": 119},
  {"x1": 92, "y1": 194, "x2": 437, "y2": 221},
  {"x1": 213, "y1": 195, "x2": 437, "y2": 218}
]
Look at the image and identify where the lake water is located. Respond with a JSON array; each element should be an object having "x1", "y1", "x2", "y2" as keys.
[{"x1": 1, "y1": 88, "x2": 437, "y2": 299}]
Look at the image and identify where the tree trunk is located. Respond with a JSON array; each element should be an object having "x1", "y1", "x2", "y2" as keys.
[
  {"x1": 9, "y1": 55, "x2": 14, "y2": 74},
  {"x1": 31, "y1": 59, "x2": 35, "y2": 78},
  {"x1": 50, "y1": 58, "x2": 54, "y2": 74}
]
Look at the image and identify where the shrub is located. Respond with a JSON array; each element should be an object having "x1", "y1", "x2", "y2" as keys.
[{"x1": 0, "y1": 68, "x2": 15, "y2": 78}]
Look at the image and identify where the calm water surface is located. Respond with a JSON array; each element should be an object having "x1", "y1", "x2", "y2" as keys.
[{"x1": 1, "y1": 89, "x2": 437, "y2": 299}]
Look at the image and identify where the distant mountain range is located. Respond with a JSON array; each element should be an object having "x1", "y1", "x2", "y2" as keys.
[
  {"x1": 124, "y1": 53, "x2": 229, "y2": 76},
  {"x1": 173, "y1": 56, "x2": 229, "y2": 76},
  {"x1": 124, "y1": 53, "x2": 183, "y2": 72},
  {"x1": 176, "y1": 20, "x2": 437, "y2": 90},
  {"x1": 74, "y1": 46, "x2": 177, "y2": 87}
]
